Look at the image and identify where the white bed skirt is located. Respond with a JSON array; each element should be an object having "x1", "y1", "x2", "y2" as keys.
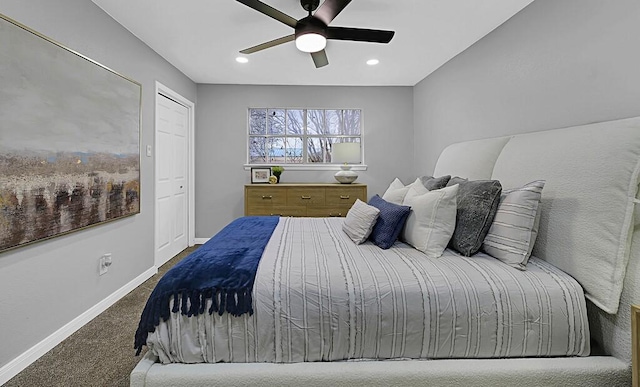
[{"x1": 131, "y1": 352, "x2": 630, "y2": 387}]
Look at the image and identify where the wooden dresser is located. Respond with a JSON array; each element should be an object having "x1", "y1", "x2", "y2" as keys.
[{"x1": 244, "y1": 183, "x2": 367, "y2": 217}]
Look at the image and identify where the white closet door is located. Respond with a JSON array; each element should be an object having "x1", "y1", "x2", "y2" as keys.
[{"x1": 155, "y1": 94, "x2": 189, "y2": 267}]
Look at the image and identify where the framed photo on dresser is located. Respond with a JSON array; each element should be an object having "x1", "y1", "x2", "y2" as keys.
[{"x1": 250, "y1": 167, "x2": 271, "y2": 184}]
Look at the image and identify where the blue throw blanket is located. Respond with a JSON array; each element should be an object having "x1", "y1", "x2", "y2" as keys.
[{"x1": 134, "y1": 216, "x2": 279, "y2": 355}]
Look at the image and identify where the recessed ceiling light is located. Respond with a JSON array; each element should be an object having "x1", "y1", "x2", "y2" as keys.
[
  {"x1": 236, "y1": 57, "x2": 249, "y2": 64},
  {"x1": 366, "y1": 59, "x2": 379, "y2": 66}
]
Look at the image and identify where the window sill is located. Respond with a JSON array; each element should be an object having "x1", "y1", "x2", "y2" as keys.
[{"x1": 243, "y1": 164, "x2": 368, "y2": 172}]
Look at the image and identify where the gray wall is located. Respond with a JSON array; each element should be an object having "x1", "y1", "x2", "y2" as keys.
[
  {"x1": 0, "y1": 0, "x2": 196, "y2": 368},
  {"x1": 195, "y1": 85, "x2": 413, "y2": 238},
  {"x1": 413, "y1": 0, "x2": 640, "y2": 175}
]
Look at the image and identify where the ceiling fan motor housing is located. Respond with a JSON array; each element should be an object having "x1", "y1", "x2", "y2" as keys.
[
  {"x1": 300, "y1": 0, "x2": 320, "y2": 12},
  {"x1": 295, "y1": 16, "x2": 327, "y2": 39}
]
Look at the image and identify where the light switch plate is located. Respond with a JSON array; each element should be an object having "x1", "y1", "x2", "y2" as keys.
[{"x1": 146, "y1": 145, "x2": 152, "y2": 157}]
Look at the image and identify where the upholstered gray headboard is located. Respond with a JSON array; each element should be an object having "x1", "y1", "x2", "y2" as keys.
[{"x1": 433, "y1": 116, "x2": 640, "y2": 362}]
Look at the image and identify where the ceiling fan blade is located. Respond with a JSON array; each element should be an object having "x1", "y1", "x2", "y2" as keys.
[
  {"x1": 327, "y1": 26, "x2": 395, "y2": 43},
  {"x1": 236, "y1": 0, "x2": 297, "y2": 28},
  {"x1": 314, "y1": 0, "x2": 352, "y2": 25},
  {"x1": 311, "y1": 50, "x2": 329, "y2": 68},
  {"x1": 240, "y1": 35, "x2": 295, "y2": 54}
]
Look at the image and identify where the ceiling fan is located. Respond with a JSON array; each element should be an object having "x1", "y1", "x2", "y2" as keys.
[{"x1": 236, "y1": 0, "x2": 395, "y2": 68}]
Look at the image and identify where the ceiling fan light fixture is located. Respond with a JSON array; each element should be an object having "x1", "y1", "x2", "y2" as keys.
[
  {"x1": 294, "y1": 15, "x2": 327, "y2": 53},
  {"x1": 295, "y1": 33, "x2": 327, "y2": 53}
]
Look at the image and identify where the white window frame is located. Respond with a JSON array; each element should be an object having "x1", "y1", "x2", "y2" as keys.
[{"x1": 243, "y1": 108, "x2": 367, "y2": 171}]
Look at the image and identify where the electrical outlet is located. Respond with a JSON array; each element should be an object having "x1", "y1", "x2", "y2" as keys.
[{"x1": 99, "y1": 253, "x2": 112, "y2": 275}]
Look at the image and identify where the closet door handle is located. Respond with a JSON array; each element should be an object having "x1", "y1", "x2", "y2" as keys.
[{"x1": 262, "y1": 195, "x2": 272, "y2": 200}]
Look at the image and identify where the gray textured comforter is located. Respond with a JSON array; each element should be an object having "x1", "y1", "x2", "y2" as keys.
[{"x1": 147, "y1": 217, "x2": 589, "y2": 364}]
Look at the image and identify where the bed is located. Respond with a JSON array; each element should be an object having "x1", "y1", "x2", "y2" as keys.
[{"x1": 131, "y1": 116, "x2": 640, "y2": 386}]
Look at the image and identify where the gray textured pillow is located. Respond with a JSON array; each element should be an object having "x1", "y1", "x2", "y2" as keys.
[
  {"x1": 342, "y1": 199, "x2": 380, "y2": 244},
  {"x1": 447, "y1": 177, "x2": 502, "y2": 256},
  {"x1": 482, "y1": 180, "x2": 545, "y2": 269},
  {"x1": 419, "y1": 175, "x2": 451, "y2": 191}
]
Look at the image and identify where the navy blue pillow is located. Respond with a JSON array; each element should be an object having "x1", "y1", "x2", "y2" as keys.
[{"x1": 367, "y1": 195, "x2": 411, "y2": 249}]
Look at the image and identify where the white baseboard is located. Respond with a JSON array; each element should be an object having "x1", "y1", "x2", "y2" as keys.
[
  {"x1": 0, "y1": 266, "x2": 158, "y2": 385},
  {"x1": 193, "y1": 238, "x2": 209, "y2": 244}
]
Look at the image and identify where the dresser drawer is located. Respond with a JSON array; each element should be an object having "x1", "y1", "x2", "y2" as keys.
[
  {"x1": 307, "y1": 206, "x2": 350, "y2": 217},
  {"x1": 325, "y1": 186, "x2": 365, "y2": 207},
  {"x1": 273, "y1": 206, "x2": 307, "y2": 217},
  {"x1": 245, "y1": 187, "x2": 287, "y2": 207},
  {"x1": 247, "y1": 206, "x2": 307, "y2": 217},
  {"x1": 287, "y1": 187, "x2": 326, "y2": 206}
]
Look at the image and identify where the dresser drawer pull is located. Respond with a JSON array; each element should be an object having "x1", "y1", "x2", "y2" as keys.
[
  {"x1": 270, "y1": 213, "x2": 283, "y2": 216},
  {"x1": 301, "y1": 196, "x2": 312, "y2": 200},
  {"x1": 262, "y1": 195, "x2": 273, "y2": 199},
  {"x1": 329, "y1": 213, "x2": 343, "y2": 217},
  {"x1": 340, "y1": 195, "x2": 350, "y2": 199}
]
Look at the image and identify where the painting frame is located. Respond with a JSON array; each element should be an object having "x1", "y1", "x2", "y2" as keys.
[
  {"x1": 0, "y1": 13, "x2": 142, "y2": 254},
  {"x1": 251, "y1": 168, "x2": 271, "y2": 184}
]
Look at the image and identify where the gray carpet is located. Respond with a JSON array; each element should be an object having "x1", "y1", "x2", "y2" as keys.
[{"x1": 5, "y1": 246, "x2": 199, "y2": 387}]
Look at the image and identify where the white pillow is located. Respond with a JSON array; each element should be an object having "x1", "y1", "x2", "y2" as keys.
[
  {"x1": 342, "y1": 199, "x2": 380, "y2": 244},
  {"x1": 401, "y1": 184, "x2": 459, "y2": 258},
  {"x1": 482, "y1": 180, "x2": 545, "y2": 270},
  {"x1": 382, "y1": 178, "x2": 426, "y2": 205}
]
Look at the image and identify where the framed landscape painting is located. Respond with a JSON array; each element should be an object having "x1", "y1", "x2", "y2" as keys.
[{"x1": 0, "y1": 13, "x2": 142, "y2": 253}]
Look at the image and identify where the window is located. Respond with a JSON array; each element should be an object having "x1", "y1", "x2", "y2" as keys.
[{"x1": 248, "y1": 108, "x2": 362, "y2": 165}]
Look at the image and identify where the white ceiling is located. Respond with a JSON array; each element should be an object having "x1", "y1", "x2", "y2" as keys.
[{"x1": 91, "y1": 0, "x2": 533, "y2": 86}]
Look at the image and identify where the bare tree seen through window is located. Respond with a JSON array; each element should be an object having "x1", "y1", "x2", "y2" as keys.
[{"x1": 248, "y1": 108, "x2": 361, "y2": 165}]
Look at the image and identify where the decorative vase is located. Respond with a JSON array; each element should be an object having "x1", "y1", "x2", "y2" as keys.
[
  {"x1": 273, "y1": 173, "x2": 281, "y2": 183},
  {"x1": 334, "y1": 164, "x2": 358, "y2": 184}
]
